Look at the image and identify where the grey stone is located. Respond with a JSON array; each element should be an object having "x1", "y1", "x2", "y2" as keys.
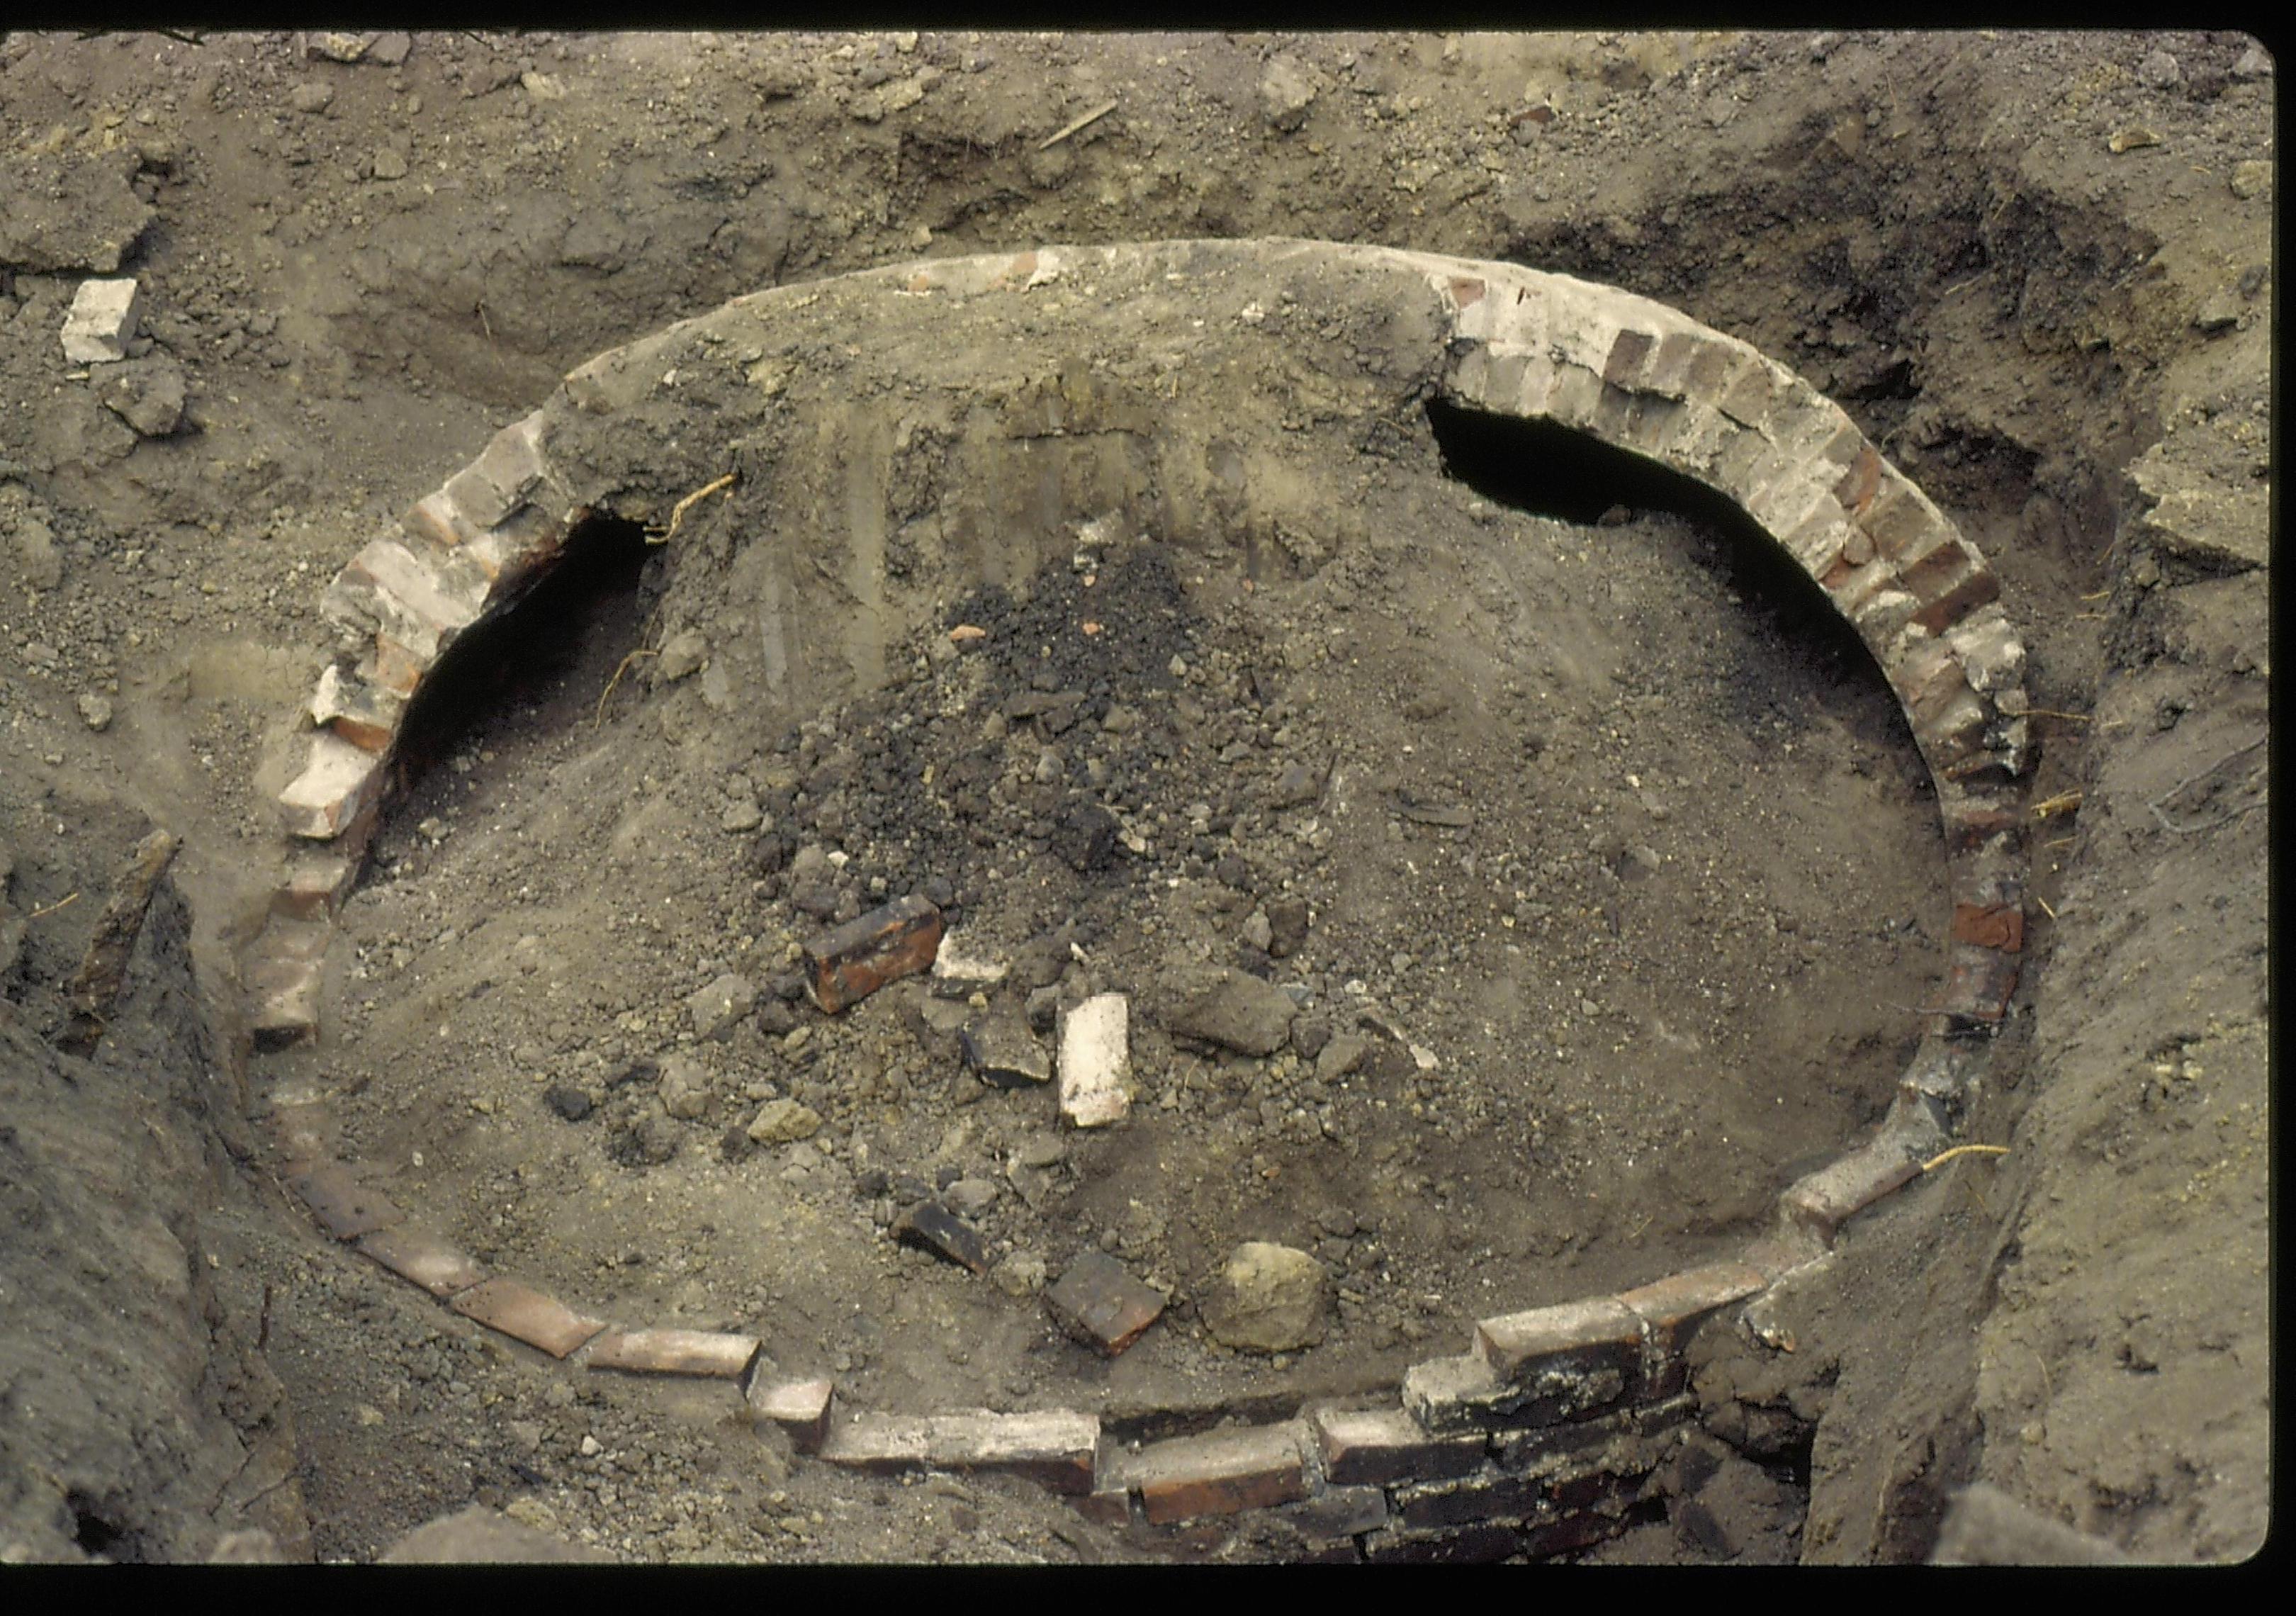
[
  {"x1": 371, "y1": 146, "x2": 409, "y2": 181},
  {"x1": 378, "y1": 1504, "x2": 614, "y2": 1564},
  {"x1": 1164, "y1": 964, "x2": 1298, "y2": 1055},
  {"x1": 1315, "y1": 1032, "x2": 1368, "y2": 1082},
  {"x1": 1931, "y1": 1483, "x2": 2129, "y2": 1565},
  {"x1": 2232, "y1": 44, "x2": 2272, "y2": 80},
  {"x1": 658, "y1": 1053, "x2": 711, "y2": 1121},
  {"x1": 96, "y1": 354, "x2": 187, "y2": 437},
  {"x1": 1265, "y1": 895, "x2": 1310, "y2": 957},
  {"x1": 658, "y1": 628, "x2": 708, "y2": 681},
  {"x1": 1270, "y1": 760, "x2": 1324, "y2": 809},
  {"x1": 289, "y1": 81, "x2": 336, "y2": 115},
  {"x1": 687, "y1": 972, "x2": 758, "y2": 1040},
  {"x1": 76, "y1": 692, "x2": 113, "y2": 732},
  {"x1": 1261, "y1": 55, "x2": 1318, "y2": 133},
  {"x1": 1201, "y1": 1241, "x2": 1327, "y2": 1353},
  {"x1": 2134, "y1": 49, "x2": 2181, "y2": 89},
  {"x1": 11, "y1": 515, "x2": 62, "y2": 590},
  {"x1": 963, "y1": 1014, "x2": 1050, "y2": 1087}
]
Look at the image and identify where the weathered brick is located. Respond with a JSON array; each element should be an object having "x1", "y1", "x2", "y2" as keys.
[
  {"x1": 1951, "y1": 902, "x2": 2027, "y2": 953},
  {"x1": 1402, "y1": 1354, "x2": 1517, "y2": 1435},
  {"x1": 1462, "y1": 344, "x2": 1527, "y2": 413},
  {"x1": 1640, "y1": 329, "x2": 1729, "y2": 401},
  {"x1": 1591, "y1": 379, "x2": 1637, "y2": 439},
  {"x1": 279, "y1": 731, "x2": 389, "y2": 840},
  {"x1": 818, "y1": 1409, "x2": 1100, "y2": 1495},
  {"x1": 1617, "y1": 393, "x2": 1689, "y2": 458},
  {"x1": 1742, "y1": 1225, "x2": 1830, "y2": 1283},
  {"x1": 892, "y1": 1199, "x2": 990, "y2": 1274},
  {"x1": 1540, "y1": 361, "x2": 1604, "y2": 425},
  {"x1": 1364, "y1": 1522, "x2": 1521, "y2": 1564},
  {"x1": 308, "y1": 662, "x2": 405, "y2": 752},
  {"x1": 1862, "y1": 478, "x2": 1952, "y2": 564},
  {"x1": 1490, "y1": 1392, "x2": 1698, "y2": 1474},
  {"x1": 61, "y1": 278, "x2": 145, "y2": 364},
  {"x1": 1045, "y1": 1250, "x2": 1165, "y2": 1356},
  {"x1": 1518, "y1": 1507, "x2": 1625, "y2": 1559},
  {"x1": 247, "y1": 918, "x2": 328, "y2": 1045},
  {"x1": 1312, "y1": 1405, "x2": 1485, "y2": 1486},
  {"x1": 1778, "y1": 1107, "x2": 1944, "y2": 1237},
  {"x1": 1395, "y1": 1470, "x2": 1537, "y2": 1531},
  {"x1": 744, "y1": 1374, "x2": 833, "y2": 1452},
  {"x1": 444, "y1": 413, "x2": 555, "y2": 529},
  {"x1": 1713, "y1": 359, "x2": 1778, "y2": 431},
  {"x1": 449, "y1": 1279, "x2": 607, "y2": 1359},
  {"x1": 1940, "y1": 941, "x2": 2020, "y2": 1027},
  {"x1": 1945, "y1": 609, "x2": 2026, "y2": 694},
  {"x1": 273, "y1": 846, "x2": 360, "y2": 921},
  {"x1": 1602, "y1": 327, "x2": 1658, "y2": 389},
  {"x1": 1617, "y1": 1262, "x2": 1767, "y2": 1398},
  {"x1": 354, "y1": 1225, "x2": 488, "y2": 1298},
  {"x1": 1282, "y1": 1484, "x2": 1389, "y2": 1540},
  {"x1": 288, "y1": 1161, "x2": 405, "y2": 1240},
  {"x1": 1908, "y1": 557, "x2": 2003, "y2": 636},
  {"x1": 1132, "y1": 1423, "x2": 1307, "y2": 1523},
  {"x1": 1847, "y1": 585, "x2": 1920, "y2": 648},
  {"x1": 1446, "y1": 276, "x2": 1494, "y2": 342},
  {"x1": 804, "y1": 893, "x2": 944, "y2": 1014},
  {"x1": 1059, "y1": 992, "x2": 1130, "y2": 1128},
  {"x1": 402, "y1": 488, "x2": 480, "y2": 553},
  {"x1": 267, "y1": 1097, "x2": 334, "y2": 1172},
  {"x1": 587, "y1": 1328, "x2": 760, "y2": 1379},
  {"x1": 460, "y1": 500, "x2": 573, "y2": 590},
  {"x1": 1473, "y1": 1296, "x2": 1642, "y2": 1421}
]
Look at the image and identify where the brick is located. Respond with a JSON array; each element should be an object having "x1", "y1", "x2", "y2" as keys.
[
  {"x1": 1713, "y1": 359, "x2": 1778, "y2": 431},
  {"x1": 268, "y1": 1099, "x2": 335, "y2": 1172},
  {"x1": 443, "y1": 413, "x2": 554, "y2": 529},
  {"x1": 1639, "y1": 329, "x2": 1726, "y2": 401},
  {"x1": 962, "y1": 1015, "x2": 1049, "y2": 1087},
  {"x1": 1946, "y1": 610, "x2": 2026, "y2": 694},
  {"x1": 1446, "y1": 276, "x2": 1493, "y2": 342},
  {"x1": 818, "y1": 1409, "x2": 1100, "y2": 1495},
  {"x1": 1364, "y1": 1522, "x2": 1521, "y2": 1564},
  {"x1": 1618, "y1": 393, "x2": 1688, "y2": 458},
  {"x1": 804, "y1": 893, "x2": 943, "y2": 1014},
  {"x1": 1396, "y1": 1471, "x2": 1536, "y2": 1530},
  {"x1": 1779, "y1": 1106, "x2": 1945, "y2": 1237},
  {"x1": 1473, "y1": 1296, "x2": 1641, "y2": 1421},
  {"x1": 341, "y1": 537, "x2": 490, "y2": 644},
  {"x1": 1951, "y1": 902, "x2": 2027, "y2": 953},
  {"x1": 288, "y1": 1162, "x2": 405, "y2": 1240},
  {"x1": 402, "y1": 488, "x2": 480, "y2": 553},
  {"x1": 1072, "y1": 1476, "x2": 1134, "y2": 1525},
  {"x1": 1847, "y1": 585, "x2": 1920, "y2": 647},
  {"x1": 892, "y1": 1199, "x2": 990, "y2": 1274},
  {"x1": 61, "y1": 277, "x2": 144, "y2": 364},
  {"x1": 1940, "y1": 942, "x2": 2020, "y2": 1027},
  {"x1": 354, "y1": 1225, "x2": 488, "y2": 1298},
  {"x1": 1045, "y1": 1250, "x2": 1166, "y2": 1356},
  {"x1": 273, "y1": 846, "x2": 361, "y2": 921},
  {"x1": 459, "y1": 500, "x2": 574, "y2": 590},
  {"x1": 1402, "y1": 1354, "x2": 1520, "y2": 1435},
  {"x1": 1132, "y1": 1423, "x2": 1307, "y2": 1523},
  {"x1": 587, "y1": 1328, "x2": 760, "y2": 1379},
  {"x1": 1540, "y1": 361, "x2": 1604, "y2": 425},
  {"x1": 449, "y1": 1279, "x2": 607, "y2": 1359},
  {"x1": 1915, "y1": 690, "x2": 1993, "y2": 770},
  {"x1": 308, "y1": 662, "x2": 405, "y2": 752},
  {"x1": 1617, "y1": 1262, "x2": 1767, "y2": 1398},
  {"x1": 744, "y1": 1374, "x2": 834, "y2": 1452},
  {"x1": 1312, "y1": 1405, "x2": 1486, "y2": 1486},
  {"x1": 1282, "y1": 1484, "x2": 1388, "y2": 1539},
  {"x1": 1742, "y1": 1225, "x2": 1830, "y2": 1283},
  {"x1": 1591, "y1": 378, "x2": 1636, "y2": 438},
  {"x1": 1058, "y1": 992, "x2": 1130, "y2": 1128},
  {"x1": 279, "y1": 731, "x2": 389, "y2": 840},
  {"x1": 1828, "y1": 445, "x2": 1882, "y2": 514},
  {"x1": 1602, "y1": 327, "x2": 1657, "y2": 389},
  {"x1": 1490, "y1": 1392, "x2": 1698, "y2": 1473},
  {"x1": 1909, "y1": 559, "x2": 2003, "y2": 636},
  {"x1": 247, "y1": 920, "x2": 327, "y2": 1046},
  {"x1": 1518, "y1": 1508, "x2": 1624, "y2": 1559},
  {"x1": 1862, "y1": 478, "x2": 1952, "y2": 564}
]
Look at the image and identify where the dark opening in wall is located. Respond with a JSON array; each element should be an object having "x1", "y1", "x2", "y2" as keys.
[
  {"x1": 67, "y1": 1490, "x2": 133, "y2": 1561},
  {"x1": 1424, "y1": 398, "x2": 1913, "y2": 756},
  {"x1": 388, "y1": 516, "x2": 656, "y2": 795}
]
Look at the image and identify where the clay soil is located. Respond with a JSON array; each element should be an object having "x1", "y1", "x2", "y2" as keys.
[{"x1": 0, "y1": 30, "x2": 2270, "y2": 1566}]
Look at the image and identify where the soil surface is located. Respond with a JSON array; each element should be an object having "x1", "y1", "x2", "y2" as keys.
[{"x1": 0, "y1": 28, "x2": 2270, "y2": 1565}]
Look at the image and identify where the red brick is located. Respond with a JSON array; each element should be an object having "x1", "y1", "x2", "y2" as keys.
[
  {"x1": 403, "y1": 488, "x2": 480, "y2": 552},
  {"x1": 587, "y1": 1328, "x2": 760, "y2": 1379},
  {"x1": 744, "y1": 1374, "x2": 834, "y2": 1452},
  {"x1": 1473, "y1": 1296, "x2": 1641, "y2": 1421},
  {"x1": 279, "y1": 731, "x2": 389, "y2": 841},
  {"x1": 818, "y1": 1409, "x2": 1100, "y2": 1495},
  {"x1": 273, "y1": 846, "x2": 361, "y2": 921},
  {"x1": 308, "y1": 663, "x2": 404, "y2": 753},
  {"x1": 288, "y1": 1162, "x2": 405, "y2": 1240},
  {"x1": 804, "y1": 894, "x2": 944, "y2": 1014},
  {"x1": 1910, "y1": 563, "x2": 2003, "y2": 635},
  {"x1": 1132, "y1": 1423, "x2": 1307, "y2": 1523},
  {"x1": 1045, "y1": 1251, "x2": 1165, "y2": 1356},
  {"x1": 1951, "y1": 902, "x2": 2027, "y2": 952},
  {"x1": 1940, "y1": 942, "x2": 2020, "y2": 1026},
  {"x1": 1641, "y1": 330, "x2": 1728, "y2": 400},
  {"x1": 1313, "y1": 1406, "x2": 1486, "y2": 1486},
  {"x1": 1862, "y1": 478, "x2": 1952, "y2": 564},
  {"x1": 1616, "y1": 1262, "x2": 1767, "y2": 1398},
  {"x1": 354, "y1": 1225, "x2": 488, "y2": 1298},
  {"x1": 449, "y1": 1279, "x2": 607, "y2": 1359},
  {"x1": 1779, "y1": 1108, "x2": 1942, "y2": 1237}
]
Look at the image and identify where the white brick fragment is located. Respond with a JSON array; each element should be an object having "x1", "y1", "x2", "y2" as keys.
[
  {"x1": 62, "y1": 278, "x2": 145, "y2": 364},
  {"x1": 1059, "y1": 992, "x2": 1130, "y2": 1128}
]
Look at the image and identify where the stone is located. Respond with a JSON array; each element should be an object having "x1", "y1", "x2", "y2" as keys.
[
  {"x1": 1201, "y1": 1242, "x2": 1326, "y2": 1352},
  {"x1": 892, "y1": 1200, "x2": 990, "y2": 1274},
  {"x1": 2134, "y1": 49, "x2": 2181, "y2": 89},
  {"x1": 2231, "y1": 44, "x2": 2272, "y2": 80},
  {"x1": 1271, "y1": 760, "x2": 1324, "y2": 808},
  {"x1": 1931, "y1": 1483, "x2": 2132, "y2": 1565},
  {"x1": 2229, "y1": 160, "x2": 2271, "y2": 201},
  {"x1": 76, "y1": 692, "x2": 113, "y2": 731},
  {"x1": 449, "y1": 1279, "x2": 607, "y2": 1359},
  {"x1": 745, "y1": 1373, "x2": 834, "y2": 1452},
  {"x1": 1131, "y1": 1423, "x2": 1308, "y2": 1523},
  {"x1": 993, "y1": 1250, "x2": 1050, "y2": 1296},
  {"x1": 1264, "y1": 895, "x2": 1310, "y2": 957},
  {"x1": 1163, "y1": 965, "x2": 1297, "y2": 1055},
  {"x1": 1316, "y1": 1031, "x2": 1368, "y2": 1082},
  {"x1": 658, "y1": 1053, "x2": 713, "y2": 1120},
  {"x1": 685, "y1": 972, "x2": 757, "y2": 1040},
  {"x1": 370, "y1": 30, "x2": 412, "y2": 66},
  {"x1": 303, "y1": 30, "x2": 374, "y2": 62},
  {"x1": 962, "y1": 1014, "x2": 1050, "y2": 1087},
  {"x1": 1260, "y1": 55, "x2": 1318, "y2": 132},
  {"x1": 1058, "y1": 992, "x2": 1130, "y2": 1128},
  {"x1": 379, "y1": 1504, "x2": 614, "y2": 1564},
  {"x1": 1313, "y1": 1405, "x2": 1487, "y2": 1486},
  {"x1": 1044, "y1": 1251, "x2": 1166, "y2": 1356},
  {"x1": 657, "y1": 628, "x2": 708, "y2": 681},
  {"x1": 60, "y1": 278, "x2": 145, "y2": 364},
  {"x1": 804, "y1": 894, "x2": 944, "y2": 1013},
  {"x1": 745, "y1": 1098, "x2": 821, "y2": 1145},
  {"x1": 818, "y1": 1410, "x2": 1100, "y2": 1495},
  {"x1": 288, "y1": 81, "x2": 336, "y2": 115},
  {"x1": 94, "y1": 354, "x2": 187, "y2": 437},
  {"x1": 546, "y1": 1084, "x2": 594, "y2": 1122},
  {"x1": 11, "y1": 514, "x2": 62, "y2": 591},
  {"x1": 371, "y1": 146, "x2": 409, "y2": 181},
  {"x1": 587, "y1": 1328, "x2": 760, "y2": 1379}
]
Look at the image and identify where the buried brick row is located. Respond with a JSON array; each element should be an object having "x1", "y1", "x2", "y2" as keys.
[{"x1": 241, "y1": 240, "x2": 2036, "y2": 1560}]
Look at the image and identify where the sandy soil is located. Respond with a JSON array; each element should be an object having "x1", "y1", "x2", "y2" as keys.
[{"x1": 0, "y1": 28, "x2": 2270, "y2": 1564}]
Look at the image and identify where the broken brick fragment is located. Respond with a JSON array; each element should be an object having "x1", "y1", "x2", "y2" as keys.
[
  {"x1": 893, "y1": 1199, "x2": 990, "y2": 1274},
  {"x1": 804, "y1": 893, "x2": 943, "y2": 1014},
  {"x1": 1044, "y1": 1251, "x2": 1166, "y2": 1356}
]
